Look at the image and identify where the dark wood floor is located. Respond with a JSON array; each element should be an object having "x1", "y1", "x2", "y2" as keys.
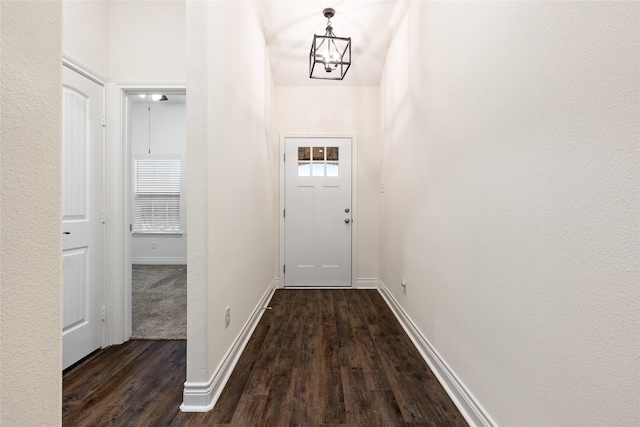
[{"x1": 63, "y1": 289, "x2": 467, "y2": 426}]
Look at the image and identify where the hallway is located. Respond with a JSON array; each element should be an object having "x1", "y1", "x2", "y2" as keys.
[
  {"x1": 2, "y1": 2, "x2": 637, "y2": 425},
  {"x1": 63, "y1": 290, "x2": 466, "y2": 426}
]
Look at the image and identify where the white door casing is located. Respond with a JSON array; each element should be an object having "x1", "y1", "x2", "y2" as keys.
[
  {"x1": 284, "y1": 137, "x2": 353, "y2": 287},
  {"x1": 100, "y1": 84, "x2": 186, "y2": 348},
  {"x1": 62, "y1": 65, "x2": 104, "y2": 369}
]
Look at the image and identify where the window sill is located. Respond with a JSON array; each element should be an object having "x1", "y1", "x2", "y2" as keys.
[{"x1": 132, "y1": 231, "x2": 184, "y2": 237}]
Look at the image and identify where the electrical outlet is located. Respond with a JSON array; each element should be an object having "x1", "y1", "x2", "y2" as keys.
[
  {"x1": 225, "y1": 306, "x2": 230, "y2": 328},
  {"x1": 151, "y1": 241, "x2": 156, "y2": 249}
]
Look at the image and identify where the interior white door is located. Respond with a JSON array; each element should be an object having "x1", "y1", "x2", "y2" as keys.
[
  {"x1": 62, "y1": 66, "x2": 104, "y2": 369},
  {"x1": 284, "y1": 137, "x2": 352, "y2": 287}
]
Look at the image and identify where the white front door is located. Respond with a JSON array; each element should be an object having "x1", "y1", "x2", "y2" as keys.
[
  {"x1": 284, "y1": 137, "x2": 352, "y2": 287},
  {"x1": 62, "y1": 66, "x2": 104, "y2": 369}
]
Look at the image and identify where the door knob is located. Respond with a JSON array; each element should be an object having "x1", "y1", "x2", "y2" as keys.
[{"x1": 345, "y1": 219, "x2": 350, "y2": 224}]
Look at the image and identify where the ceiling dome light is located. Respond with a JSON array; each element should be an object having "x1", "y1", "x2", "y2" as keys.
[
  {"x1": 149, "y1": 94, "x2": 169, "y2": 102},
  {"x1": 309, "y1": 8, "x2": 351, "y2": 80}
]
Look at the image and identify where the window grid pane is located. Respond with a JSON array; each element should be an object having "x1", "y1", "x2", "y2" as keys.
[
  {"x1": 326, "y1": 147, "x2": 339, "y2": 161},
  {"x1": 296, "y1": 146, "x2": 340, "y2": 177},
  {"x1": 312, "y1": 162, "x2": 325, "y2": 176},
  {"x1": 298, "y1": 147, "x2": 310, "y2": 161},
  {"x1": 298, "y1": 162, "x2": 311, "y2": 176}
]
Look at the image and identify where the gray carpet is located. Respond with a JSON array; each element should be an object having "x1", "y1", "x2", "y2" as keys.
[{"x1": 132, "y1": 264, "x2": 186, "y2": 340}]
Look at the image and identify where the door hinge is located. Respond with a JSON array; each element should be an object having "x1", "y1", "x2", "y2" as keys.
[
  {"x1": 102, "y1": 306, "x2": 106, "y2": 321},
  {"x1": 283, "y1": 209, "x2": 286, "y2": 218},
  {"x1": 283, "y1": 153, "x2": 286, "y2": 162},
  {"x1": 283, "y1": 265, "x2": 286, "y2": 274},
  {"x1": 130, "y1": 224, "x2": 133, "y2": 232},
  {"x1": 102, "y1": 114, "x2": 106, "y2": 127},
  {"x1": 102, "y1": 210, "x2": 106, "y2": 224}
]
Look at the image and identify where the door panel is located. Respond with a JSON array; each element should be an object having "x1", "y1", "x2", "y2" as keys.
[
  {"x1": 321, "y1": 185, "x2": 340, "y2": 266},
  {"x1": 62, "y1": 248, "x2": 88, "y2": 330},
  {"x1": 62, "y1": 66, "x2": 104, "y2": 369},
  {"x1": 284, "y1": 137, "x2": 352, "y2": 287},
  {"x1": 291, "y1": 185, "x2": 315, "y2": 266}
]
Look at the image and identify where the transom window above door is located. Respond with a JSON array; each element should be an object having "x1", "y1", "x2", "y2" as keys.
[{"x1": 298, "y1": 146, "x2": 339, "y2": 176}]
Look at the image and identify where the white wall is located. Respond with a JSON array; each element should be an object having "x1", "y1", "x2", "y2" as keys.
[
  {"x1": 62, "y1": 0, "x2": 109, "y2": 77},
  {"x1": 131, "y1": 101, "x2": 187, "y2": 264},
  {"x1": 275, "y1": 86, "x2": 379, "y2": 282},
  {"x1": 185, "y1": 0, "x2": 276, "y2": 408},
  {"x1": 63, "y1": 0, "x2": 186, "y2": 82},
  {"x1": 379, "y1": 2, "x2": 639, "y2": 426},
  {"x1": 109, "y1": 1, "x2": 186, "y2": 82},
  {"x1": 0, "y1": 2, "x2": 62, "y2": 425}
]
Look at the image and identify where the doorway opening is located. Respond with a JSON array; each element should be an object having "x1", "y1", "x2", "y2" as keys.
[{"x1": 124, "y1": 89, "x2": 187, "y2": 340}]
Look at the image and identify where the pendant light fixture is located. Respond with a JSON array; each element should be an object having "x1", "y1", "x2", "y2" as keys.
[
  {"x1": 309, "y1": 8, "x2": 351, "y2": 80},
  {"x1": 145, "y1": 94, "x2": 168, "y2": 153},
  {"x1": 147, "y1": 96, "x2": 152, "y2": 153}
]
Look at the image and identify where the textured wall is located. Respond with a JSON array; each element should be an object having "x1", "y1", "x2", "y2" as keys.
[
  {"x1": 0, "y1": 2, "x2": 63, "y2": 425},
  {"x1": 379, "y1": 2, "x2": 639, "y2": 425},
  {"x1": 185, "y1": 0, "x2": 276, "y2": 392},
  {"x1": 275, "y1": 86, "x2": 380, "y2": 281}
]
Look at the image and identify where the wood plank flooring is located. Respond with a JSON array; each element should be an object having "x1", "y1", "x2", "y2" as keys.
[{"x1": 63, "y1": 289, "x2": 467, "y2": 426}]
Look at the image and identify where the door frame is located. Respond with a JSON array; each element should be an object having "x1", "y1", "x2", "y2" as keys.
[
  {"x1": 103, "y1": 83, "x2": 186, "y2": 346},
  {"x1": 279, "y1": 134, "x2": 358, "y2": 289}
]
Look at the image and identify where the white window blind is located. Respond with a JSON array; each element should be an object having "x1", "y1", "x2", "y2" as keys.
[{"x1": 133, "y1": 156, "x2": 181, "y2": 233}]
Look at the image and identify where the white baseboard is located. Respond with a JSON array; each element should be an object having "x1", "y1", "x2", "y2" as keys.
[
  {"x1": 180, "y1": 279, "x2": 277, "y2": 412},
  {"x1": 377, "y1": 280, "x2": 495, "y2": 427},
  {"x1": 132, "y1": 257, "x2": 187, "y2": 265},
  {"x1": 356, "y1": 278, "x2": 380, "y2": 289}
]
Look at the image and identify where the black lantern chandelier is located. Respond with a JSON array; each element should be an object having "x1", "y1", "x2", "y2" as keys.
[{"x1": 309, "y1": 8, "x2": 351, "y2": 80}]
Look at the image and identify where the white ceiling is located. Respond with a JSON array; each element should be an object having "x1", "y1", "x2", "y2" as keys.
[{"x1": 257, "y1": 1, "x2": 405, "y2": 86}]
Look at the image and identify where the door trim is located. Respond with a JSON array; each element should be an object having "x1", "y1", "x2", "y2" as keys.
[
  {"x1": 63, "y1": 54, "x2": 107, "y2": 86},
  {"x1": 104, "y1": 83, "x2": 187, "y2": 346},
  {"x1": 279, "y1": 134, "x2": 358, "y2": 289}
]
